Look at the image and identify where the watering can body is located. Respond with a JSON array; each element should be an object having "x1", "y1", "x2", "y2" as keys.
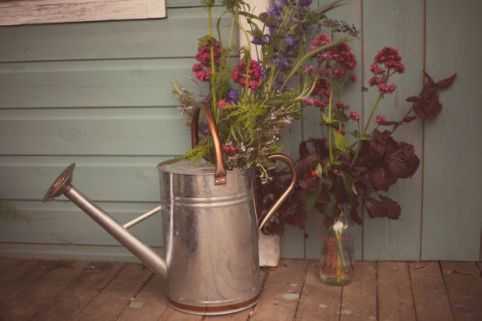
[{"x1": 159, "y1": 160, "x2": 262, "y2": 314}]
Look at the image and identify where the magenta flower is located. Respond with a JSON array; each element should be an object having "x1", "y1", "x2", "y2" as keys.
[
  {"x1": 349, "y1": 111, "x2": 360, "y2": 121},
  {"x1": 232, "y1": 60, "x2": 264, "y2": 90},
  {"x1": 192, "y1": 63, "x2": 210, "y2": 81}
]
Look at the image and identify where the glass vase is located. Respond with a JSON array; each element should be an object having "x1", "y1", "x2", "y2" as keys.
[{"x1": 319, "y1": 225, "x2": 353, "y2": 286}]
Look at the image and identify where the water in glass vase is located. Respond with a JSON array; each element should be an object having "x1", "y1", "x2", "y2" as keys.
[{"x1": 319, "y1": 223, "x2": 353, "y2": 286}]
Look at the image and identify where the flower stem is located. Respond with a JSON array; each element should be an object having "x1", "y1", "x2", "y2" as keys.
[
  {"x1": 327, "y1": 88, "x2": 335, "y2": 164},
  {"x1": 208, "y1": 6, "x2": 218, "y2": 120},
  {"x1": 334, "y1": 231, "x2": 347, "y2": 282},
  {"x1": 363, "y1": 93, "x2": 383, "y2": 133}
]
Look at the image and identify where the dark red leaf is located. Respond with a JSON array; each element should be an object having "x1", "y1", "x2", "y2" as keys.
[
  {"x1": 379, "y1": 195, "x2": 401, "y2": 219},
  {"x1": 436, "y1": 73, "x2": 457, "y2": 89},
  {"x1": 365, "y1": 196, "x2": 401, "y2": 219},
  {"x1": 403, "y1": 115, "x2": 417, "y2": 123},
  {"x1": 368, "y1": 167, "x2": 397, "y2": 191},
  {"x1": 386, "y1": 142, "x2": 420, "y2": 179},
  {"x1": 378, "y1": 120, "x2": 399, "y2": 126},
  {"x1": 406, "y1": 96, "x2": 420, "y2": 103},
  {"x1": 413, "y1": 95, "x2": 442, "y2": 120}
]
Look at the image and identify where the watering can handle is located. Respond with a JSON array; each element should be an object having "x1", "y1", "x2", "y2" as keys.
[
  {"x1": 258, "y1": 153, "x2": 297, "y2": 232},
  {"x1": 191, "y1": 105, "x2": 227, "y2": 185}
]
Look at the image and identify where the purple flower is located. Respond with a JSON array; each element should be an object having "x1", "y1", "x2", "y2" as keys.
[
  {"x1": 267, "y1": 0, "x2": 286, "y2": 17},
  {"x1": 226, "y1": 89, "x2": 239, "y2": 103},
  {"x1": 274, "y1": 56, "x2": 290, "y2": 70},
  {"x1": 299, "y1": 0, "x2": 312, "y2": 6},
  {"x1": 284, "y1": 35, "x2": 297, "y2": 47}
]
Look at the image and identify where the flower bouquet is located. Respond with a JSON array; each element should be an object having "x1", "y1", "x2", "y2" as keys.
[{"x1": 173, "y1": 0, "x2": 357, "y2": 181}]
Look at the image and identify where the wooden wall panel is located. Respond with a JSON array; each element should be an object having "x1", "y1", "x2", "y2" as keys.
[
  {"x1": 0, "y1": 7, "x2": 231, "y2": 62},
  {"x1": 0, "y1": 1, "x2": 481, "y2": 261},
  {"x1": 362, "y1": 0, "x2": 424, "y2": 260},
  {"x1": 0, "y1": 60, "x2": 196, "y2": 108},
  {"x1": 0, "y1": 201, "x2": 163, "y2": 246},
  {"x1": 422, "y1": 0, "x2": 482, "y2": 260},
  {"x1": 0, "y1": 156, "x2": 172, "y2": 202},
  {"x1": 0, "y1": 109, "x2": 189, "y2": 155}
]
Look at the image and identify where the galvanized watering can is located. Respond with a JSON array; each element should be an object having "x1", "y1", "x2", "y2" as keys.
[{"x1": 44, "y1": 105, "x2": 296, "y2": 315}]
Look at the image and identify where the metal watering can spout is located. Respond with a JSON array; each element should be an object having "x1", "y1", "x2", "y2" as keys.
[{"x1": 43, "y1": 163, "x2": 167, "y2": 278}]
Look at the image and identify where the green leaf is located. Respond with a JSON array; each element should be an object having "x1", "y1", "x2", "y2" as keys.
[
  {"x1": 334, "y1": 130, "x2": 348, "y2": 152},
  {"x1": 322, "y1": 114, "x2": 335, "y2": 125}
]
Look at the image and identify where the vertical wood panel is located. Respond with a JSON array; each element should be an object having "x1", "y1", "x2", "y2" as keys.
[
  {"x1": 423, "y1": 0, "x2": 482, "y2": 260},
  {"x1": 304, "y1": 0, "x2": 363, "y2": 260},
  {"x1": 362, "y1": 0, "x2": 424, "y2": 260},
  {"x1": 280, "y1": 123, "x2": 305, "y2": 258}
]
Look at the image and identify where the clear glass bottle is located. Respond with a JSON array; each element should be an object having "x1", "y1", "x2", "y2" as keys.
[{"x1": 319, "y1": 223, "x2": 353, "y2": 286}]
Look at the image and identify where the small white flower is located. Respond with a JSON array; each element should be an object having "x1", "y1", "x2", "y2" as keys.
[{"x1": 332, "y1": 220, "x2": 347, "y2": 233}]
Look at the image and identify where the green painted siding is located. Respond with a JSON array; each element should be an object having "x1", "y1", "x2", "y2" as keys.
[{"x1": 0, "y1": 0, "x2": 481, "y2": 261}]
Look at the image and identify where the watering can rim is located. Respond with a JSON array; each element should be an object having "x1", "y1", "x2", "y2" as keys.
[{"x1": 157, "y1": 158, "x2": 251, "y2": 177}]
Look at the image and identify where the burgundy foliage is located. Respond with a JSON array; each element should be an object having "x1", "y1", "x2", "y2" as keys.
[{"x1": 258, "y1": 72, "x2": 456, "y2": 231}]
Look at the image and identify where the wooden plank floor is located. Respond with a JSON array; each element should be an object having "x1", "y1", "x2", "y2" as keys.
[{"x1": 0, "y1": 259, "x2": 480, "y2": 321}]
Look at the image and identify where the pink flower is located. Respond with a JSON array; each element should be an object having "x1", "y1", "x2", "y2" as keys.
[
  {"x1": 195, "y1": 36, "x2": 222, "y2": 67},
  {"x1": 310, "y1": 33, "x2": 331, "y2": 50},
  {"x1": 232, "y1": 60, "x2": 264, "y2": 90},
  {"x1": 192, "y1": 63, "x2": 210, "y2": 81},
  {"x1": 375, "y1": 47, "x2": 401, "y2": 64},
  {"x1": 223, "y1": 144, "x2": 239, "y2": 155},
  {"x1": 349, "y1": 111, "x2": 360, "y2": 121},
  {"x1": 311, "y1": 37, "x2": 357, "y2": 81},
  {"x1": 217, "y1": 99, "x2": 230, "y2": 109},
  {"x1": 373, "y1": 47, "x2": 405, "y2": 74},
  {"x1": 376, "y1": 115, "x2": 388, "y2": 125},
  {"x1": 302, "y1": 97, "x2": 326, "y2": 108},
  {"x1": 369, "y1": 76, "x2": 382, "y2": 86},
  {"x1": 378, "y1": 83, "x2": 397, "y2": 94},
  {"x1": 370, "y1": 63, "x2": 384, "y2": 74}
]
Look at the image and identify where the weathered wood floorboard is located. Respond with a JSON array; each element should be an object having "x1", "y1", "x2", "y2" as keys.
[
  {"x1": 251, "y1": 260, "x2": 308, "y2": 321},
  {"x1": 74, "y1": 263, "x2": 152, "y2": 321},
  {"x1": 1, "y1": 259, "x2": 482, "y2": 321},
  {"x1": 0, "y1": 258, "x2": 33, "y2": 285},
  {"x1": 32, "y1": 262, "x2": 123, "y2": 321},
  {"x1": 377, "y1": 262, "x2": 416, "y2": 321},
  {"x1": 116, "y1": 275, "x2": 168, "y2": 321},
  {"x1": 410, "y1": 262, "x2": 454, "y2": 321},
  {"x1": 0, "y1": 260, "x2": 60, "y2": 311},
  {"x1": 338, "y1": 262, "x2": 377, "y2": 321},
  {"x1": 441, "y1": 262, "x2": 482, "y2": 321},
  {"x1": 2, "y1": 261, "x2": 86, "y2": 321},
  {"x1": 295, "y1": 262, "x2": 341, "y2": 321}
]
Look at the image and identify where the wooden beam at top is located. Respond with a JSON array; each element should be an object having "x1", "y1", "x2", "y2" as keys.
[{"x1": 0, "y1": 0, "x2": 166, "y2": 26}]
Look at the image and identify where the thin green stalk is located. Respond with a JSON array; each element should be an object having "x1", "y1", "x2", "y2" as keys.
[
  {"x1": 327, "y1": 88, "x2": 335, "y2": 164},
  {"x1": 208, "y1": 6, "x2": 218, "y2": 120},
  {"x1": 363, "y1": 93, "x2": 383, "y2": 133},
  {"x1": 334, "y1": 231, "x2": 347, "y2": 278}
]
